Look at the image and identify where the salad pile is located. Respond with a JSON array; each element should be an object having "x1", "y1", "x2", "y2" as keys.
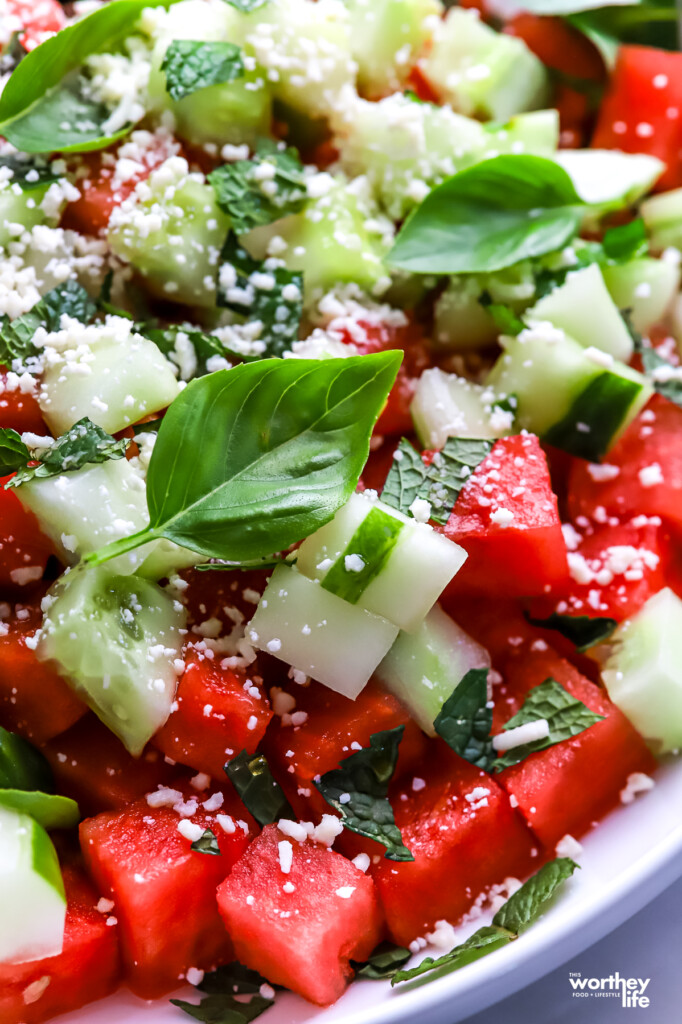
[{"x1": 0, "y1": 0, "x2": 681, "y2": 1020}]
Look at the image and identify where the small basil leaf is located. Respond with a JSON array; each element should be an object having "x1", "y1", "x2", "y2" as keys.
[
  {"x1": 9, "y1": 417, "x2": 129, "y2": 488},
  {"x1": 524, "y1": 611, "x2": 617, "y2": 652},
  {"x1": 433, "y1": 668, "x2": 494, "y2": 772},
  {"x1": 216, "y1": 232, "x2": 303, "y2": 357},
  {"x1": 225, "y1": 751, "x2": 293, "y2": 826},
  {"x1": 198, "y1": 962, "x2": 271, "y2": 996},
  {"x1": 0, "y1": 789, "x2": 80, "y2": 829},
  {"x1": 392, "y1": 926, "x2": 514, "y2": 985},
  {"x1": 0, "y1": 725, "x2": 53, "y2": 792},
  {"x1": 171, "y1": 992, "x2": 273, "y2": 1024},
  {"x1": 602, "y1": 218, "x2": 648, "y2": 262},
  {"x1": 388, "y1": 155, "x2": 584, "y2": 275},
  {"x1": 190, "y1": 828, "x2": 222, "y2": 856},
  {"x1": 315, "y1": 726, "x2": 414, "y2": 862},
  {"x1": 426, "y1": 438, "x2": 493, "y2": 525},
  {"x1": 381, "y1": 438, "x2": 429, "y2": 517},
  {"x1": 493, "y1": 857, "x2": 579, "y2": 933},
  {"x1": 141, "y1": 324, "x2": 260, "y2": 378},
  {"x1": 493, "y1": 678, "x2": 605, "y2": 771},
  {"x1": 162, "y1": 40, "x2": 244, "y2": 102},
  {"x1": 209, "y1": 140, "x2": 307, "y2": 236},
  {"x1": 0, "y1": 0, "x2": 169, "y2": 154},
  {"x1": 353, "y1": 942, "x2": 411, "y2": 980},
  {"x1": 0, "y1": 429, "x2": 31, "y2": 477},
  {"x1": 0, "y1": 279, "x2": 98, "y2": 367},
  {"x1": 0, "y1": 154, "x2": 60, "y2": 190}
]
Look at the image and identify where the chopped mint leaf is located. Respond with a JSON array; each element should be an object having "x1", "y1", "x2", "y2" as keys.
[
  {"x1": 392, "y1": 858, "x2": 578, "y2": 985},
  {"x1": 0, "y1": 279, "x2": 97, "y2": 367},
  {"x1": 225, "y1": 751, "x2": 293, "y2": 827},
  {"x1": 162, "y1": 40, "x2": 244, "y2": 102},
  {"x1": 381, "y1": 439, "x2": 429, "y2": 517},
  {"x1": 602, "y1": 218, "x2": 648, "y2": 262},
  {"x1": 97, "y1": 269, "x2": 133, "y2": 320},
  {"x1": 7, "y1": 417, "x2": 129, "y2": 488},
  {"x1": 171, "y1": 989, "x2": 272, "y2": 1024},
  {"x1": 190, "y1": 828, "x2": 221, "y2": 856},
  {"x1": 635, "y1": 337, "x2": 682, "y2": 409},
  {"x1": 198, "y1": 963, "x2": 272, "y2": 996},
  {"x1": 0, "y1": 429, "x2": 31, "y2": 477},
  {"x1": 0, "y1": 154, "x2": 59, "y2": 190},
  {"x1": 141, "y1": 324, "x2": 260, "y2": 379},
  {"x1": 216, "y1": 233, "x2": 303, "y2": 357},
  {"x1": 525, "y1": 611, "x2": 617, "y2": 652},
  {"x1": 315, "y1": 726, "x2": 414, "y2": 862},
  {"x1": 209, "y1": 140, "x2": 307, "y2": 236},
  {"x1": 433, "y1": 668, "x2": 494, "y2": 772},
  {"x1": 352, "y1": 942, "x2": 411, "y2": 980},
  {"x1": 493, "y1": 677, "x2": 605, "y2": 771},
  {"x1": 478, "y1": 290, "x2": 525, "y2": 337}
]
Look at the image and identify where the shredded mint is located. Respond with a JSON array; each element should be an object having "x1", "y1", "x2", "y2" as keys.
[
  {"x1": 225, "y1": 751, "x2": 293, "y2": 827},
  {"x1": 433, "y1": 668, "x2": 494, "y2": 772},
  {"x1": 209, "y1": 140, "x2": 307, "y2": 236},
  {"x1": 5, "y1": 417, "x2": 129, "y2": 488},
  {"x1": 352, "y1": 942, "x2": 411, "y2": 980},
  {"x1": 141, "y1": 324, "x2": 260, "y2": 379},
  {"x1": 162, "y1": 40, "x2": 244, "y2": 102},
  {"x1": 525, "y1": 611, "x2": 617, "y2": 652},
  {"x1": 0, "y1": 154, "x2": 59, "y2": 190},
  {"x1": 0, "y1": 279, "x2": 97, "y2": 367},
  {"x1": 171, "y1": 960, "x2": 274, "y2": 1023},
  {"x1": 190, "y1": 828, "x2": 222, "y2": 856},
  {"x1": 315, "y1": 726, "x2": 414, "y2": 862}
]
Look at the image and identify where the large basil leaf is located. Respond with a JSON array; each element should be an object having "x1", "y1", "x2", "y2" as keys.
[
  {"x1": 84, "y1": 353, "x2": 400, "y2": 566},
  {"x1": 388, "y1": 155, "x2": 585, "y2": 275},
  {"x1": 0, "y1": 0, "x2": 169, "y2": 153}
]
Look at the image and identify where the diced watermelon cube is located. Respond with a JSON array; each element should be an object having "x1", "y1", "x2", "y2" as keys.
[
  {"x1": 79, "y1": 785, "x2": 256, "y2": 998},
  {"x1": 41, "y1": 713, "x2": 184, "y2": 816},
  {"x1": 0, "y1": 477, "x2": 53, "y2": 591},
  {"x1": 370, "y1": 743, "x2": 537, "y2": 946},
  {"x1": 153, "y1": 649, "x2": 273, "y2": 777},
  {"x1": 492, "y1": 644, "x2": 657, "y2": 847},
  {"x1": 441, "y1": 434, "x2": 569, "y2": 597},
  {"x1": 0, "y1": 865, "x2": 120, "y2": 1024},
  {"x1": 216, "y1": 824, "x2": 384, "y2": 1006}
]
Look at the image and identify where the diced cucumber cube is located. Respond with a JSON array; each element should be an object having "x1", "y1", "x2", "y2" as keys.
[
  {"x1": 434, "y1": 263, "x2": 535, "y2": 352},
  {"x1": 641, "y1": 186, "x2": 682, "y2": 252},
  {"x1": 411, "y1": 368, "x2": 513, "y2": 449},
  {"x1": 295, "y1": 492, "x2": 466, "y2": 632},
  {"x1": 602, "y1": 257, "x2": 680, "y2": 335},
  {"x1": 108, "y1": 157, "x2": 231, "y2": 308},
  {"x1": 486, "y1": 323, "x2": 653, "y2": 460},
  {"x1": 0, "y1": 181, "x2": 59, "y2": 249},
  {"x1": 554, "y1": 150, "x2": 664, "y2": 215},
  {"x1": 418, "y1": 7, "x2": 550, "y2": 121},
  {"x1": 38, "y1": 566, "x2": 186, "y2": 755},
  {"x1": 0, "y1": 805, "x2": 66, "y2": 965},
  {"x1": 344, "y1": 0, "x2": 441, "y2": 99},
  {"x1": 376, "y1": 604, "x2": 490, "y2": 735},
  {"x1": 600, "y1": 587, "x2": 682, "y2": 754},
  {"x1": 526, "y1": 263, "x2": 635, "y2": 362},
  {"x1": 38, "y1": 318, "x2": 180, "y2": 436},
  {"x1": 247, "y1": 564, "x2": 399, "y2": 699}
]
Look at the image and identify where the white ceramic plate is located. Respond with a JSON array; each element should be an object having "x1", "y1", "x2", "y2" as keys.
[{"x1": 60, "y1": 756, "x2": 682, "y2": 1024}]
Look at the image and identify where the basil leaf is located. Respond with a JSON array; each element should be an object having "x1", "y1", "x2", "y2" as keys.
[
  {"x1": 0, "y1": 789, "x2": 80, "y2": 829},
  {"x1": 9, "y1": 417, "x2": 129, "y2": 488},
  {"x1": 225, "y1": 751, "x2": 293, "y2": 826},
  {"x1": 191, "y1": 828, "x2": 222, "y2": 856},
  {"x1": 493, "y1": 857, "x2": 579, "y2": 933},
  {"x1": 0, "y1": 33, "x2": 26, "y2": 76},
  {"x1": 141, "y1": 324, "x2": 260, "y2": 378},
  {"x1": 525, "y1": 611, "x2": 617, "y2": 652},
  {"x1": 198, "y1": 963, "x2": 271, "y2": 996},
  {"x1": 0, "y1": 0, "x2": 169, "y2": 154},
  {"x1": 0, "y1": 725, "x2": 53, "y2": 792},
  {"x1": 315, "y1": 726, "x2": 414, "y2": 862},
  {"x1": 433, "y1": 668, "x2": 494, "y2": 772},
  {"x1": 217, "y1": 233, "x2": 303, "y2": 357},
  {"x1": 221, "y1": 0, "x2": 271, "y2": 9},
  {"x1": 388, "y1": 155, "x2": 584, "y2": 275},
  {"x1": 493, "y1": 677, "x2": 605, "y2": 771},
  {"x1": 0, "y1": 280, "x2": 98, "y2": 366},
  {"x1": 569, "y1": 2, "x2": 678, "y2": 60},
  {"x1": 171, "y1": 992, "x2": 273, "y2": 1024},
  {"x1": 602, "y1": 218, "x2": 648, "y2": 262},
  {"x1": 162, "y1": 40, "x2": 244, "y2": 102},
  {"x1": 353, "y1": 942, "x2": 411, "y2": 980},
  {"x1": 84, "y1": 353, "x2": 400, "y2": 567},
  {"x1": 209, "y1": 141, "x2": 307, "y2": 236},
  {"x1": 0, "y1": 429, "x2": 31, "y2": 477},
  {"x1": 392, "y1": 858, "x2": 578, "y2": 985},
  {"x1": 381, "y1": 436, "x2": 492, "y2": 525},
  {"x1": 0, "y1": 154, "x2": 60, "y2": 190}
]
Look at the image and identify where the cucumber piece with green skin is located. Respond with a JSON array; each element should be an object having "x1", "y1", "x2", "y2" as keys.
[
  {"x1": 344, "y1": 0, "x2": 441, "y2": 99},
  {"x1": 486, "y1": 324, "x2": 653, "y2": 461},
  {"x1": 602, "y1": 257, "x2": 680, "y2": 336},
  {"x1": 0, "y1": 805, "x2": 66, "y2": 965},
  {"x1": 376, "y1": 604, "x2": 490, "y2": 735},
  {"x1": 295, "y1": 492, "x2": 467, "y2": 633},
  {"x1": 38, "y1": 318, "x2": 180, "y2": 437},
  {"x1": 247, "y1": 564, "x2": 399, "y2": 700},
  {"x1": 641, "y1": 186, "x2": 682, "y2": 251},
  {"x1": 38, "y1": 565, "x2": 186, "y2": 756},
  {"x1": 526, "y1": 263, "x2": 635, "y2": 363},
  {"x1": 600, "y1": 587, "x2": 682, "y2": 754},
  {"x1": 411, "y1": 368, "x2": 513, "y2": 449},
  {"x1": 434, "y1": 263, "x2": 535, "y2": 352},
  {"x1": 418, "y1": 7, "x2": 550, "y2": 122},
  {"x1": 0, "y1": 790, "x2": 79, "y2": 830},
  {"x1": 108, "y1": 157, "x2": 231, "y2": 308}
]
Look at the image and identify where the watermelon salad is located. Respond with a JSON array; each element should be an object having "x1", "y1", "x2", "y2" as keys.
[{"x1": 1, "y1": 0, "x2": 682, "y2": 1020}]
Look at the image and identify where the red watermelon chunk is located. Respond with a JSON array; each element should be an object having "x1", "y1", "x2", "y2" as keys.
[
  {"x1": 216, "y1": 824, "x2": 384, "y2": 1006},
  {"x1": 493, "y1": 644, "x2": 657, "y2": 848},
  {"x1": 441, "y1": 434, "x2": 569, "y2": 597},
  {"x1": 153, "y1": 648, "x2": 273, "y2": 777},
  {"x1": 0, "y1": 476, "x2": 53, "y2": 591},
  {"x1": 370, "y1": 743, "x2": 537, "y2": 947},
  {"x1": 0, "y1": 865, "x2": 120, "y2": 1024},
  {"x1": 79, "y1": 785, "x2": 256, "y2": 998}
]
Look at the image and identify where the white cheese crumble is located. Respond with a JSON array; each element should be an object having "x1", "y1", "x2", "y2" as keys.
[{"x1": 492, "y1": 719, "x2": 550, "y2": 752}]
